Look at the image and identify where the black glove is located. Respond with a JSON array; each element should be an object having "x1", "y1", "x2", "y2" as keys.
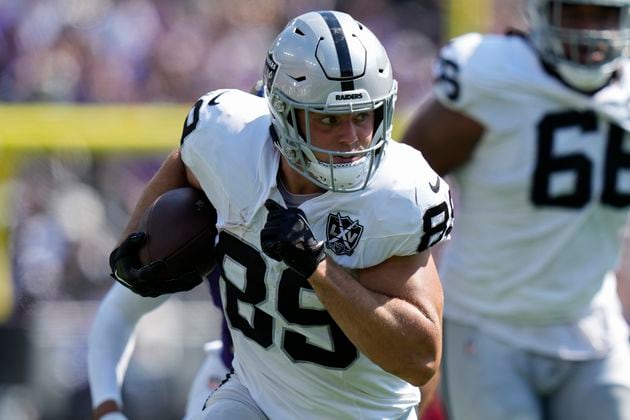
[
  {"x1": 109, "y1": 232, "x2": 203, "y2": 297},
  {"x1": 260, "y1": 199, "x2": 326, "y2": 278}
]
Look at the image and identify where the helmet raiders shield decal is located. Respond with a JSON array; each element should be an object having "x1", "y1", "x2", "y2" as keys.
[
  {"x1": 325, "y1": 213, "x2": 363, "y2": 256},
  {"x1": 263, "y1": 52, "x2": 278, "y2": 94}
]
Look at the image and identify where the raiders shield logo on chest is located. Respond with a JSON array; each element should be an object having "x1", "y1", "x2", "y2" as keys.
[{"x1": 325, "y1": 212, "x2": 364, "y2": 256}]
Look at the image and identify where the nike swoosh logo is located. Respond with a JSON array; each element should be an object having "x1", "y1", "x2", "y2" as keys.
[
  {"x1": 429, "y1": 176, "x2": 440, "y2": 193},
  {"x1": 208, "y1": 91, "x2": 226, "y2": 106},
  {"x1": 113, "y1": 269, "x2": 132, "y2": 287}
]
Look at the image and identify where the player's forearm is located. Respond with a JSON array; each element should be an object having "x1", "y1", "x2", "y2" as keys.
[
  {"x1": 121, "y1": 148, "x2": 190, "y2": 240},
  {"x1": 308, "y1": 258, "x2": 441, "y2": 386},
  {"x1": 88, "y1": 308, "x2": 134, "y2": 413}
]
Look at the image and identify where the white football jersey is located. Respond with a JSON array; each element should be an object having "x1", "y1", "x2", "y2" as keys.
[
  {"x1": 180, "y1": 89, "x2": 453, "y2": 419},
  {"x1": 434, "y1": 33, "x2": 630, "y2": 355}
]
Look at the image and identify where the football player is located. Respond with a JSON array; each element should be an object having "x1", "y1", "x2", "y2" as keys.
[
  {"x1": 402, "y1": 1, "x2": 630, "y2": 419},
  {"x1": 89, "y1": 81, "x2": 271, "y2": 420},
  {"x1": 109, "y1": 10, "x2": 453, "y2": 419}
]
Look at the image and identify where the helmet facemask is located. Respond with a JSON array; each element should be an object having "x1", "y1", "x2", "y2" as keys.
[
  {"x1": 269, "y1": 85, "x2": 396, "y2": 192},
  {"x1": 528, "y1": 0, "x2": 630, "y2": 91},
  {"x1": 263, "y1": 11, "x2": 397, "y2": 193}
]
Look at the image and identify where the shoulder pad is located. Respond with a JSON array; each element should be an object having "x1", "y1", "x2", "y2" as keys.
[{"x1": 180, "y1": 89, "x2": 266, "y2": 144}]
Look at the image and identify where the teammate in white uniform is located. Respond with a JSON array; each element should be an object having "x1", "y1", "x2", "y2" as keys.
[
  {"x1": 108, "y1": 10, "x2": 453, "y2": 420},
  {"x1": 402, "y1": 1, "x2": 630, "y2": 419}
]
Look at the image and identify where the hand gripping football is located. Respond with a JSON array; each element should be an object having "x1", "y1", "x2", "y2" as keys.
[{"x1": 138, "y1": 187, "x2": 218, "y2": 278}]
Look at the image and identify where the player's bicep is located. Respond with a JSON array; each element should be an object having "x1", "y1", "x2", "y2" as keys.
[
  {"x1": 402, "y1": 96, "x2": 483, "y2": 176},
  {"x1": 357, "y1": 251, "x2": 443, "y2": 321}
]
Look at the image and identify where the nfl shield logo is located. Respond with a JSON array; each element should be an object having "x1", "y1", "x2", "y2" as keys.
[{"x1": 325, "y1": 213, "x2": 364, "y2": 256}]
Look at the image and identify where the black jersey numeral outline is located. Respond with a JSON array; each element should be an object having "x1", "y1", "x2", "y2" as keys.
[
  {"x1": 531, "y1": 111, "x2": 630, "y2": 208},
  {"x1": 180, "y1": 91, "x2": 227, "y2": 144},
  {"x1": 215, "y1": 230, "x2": 359, "y2": 369}
]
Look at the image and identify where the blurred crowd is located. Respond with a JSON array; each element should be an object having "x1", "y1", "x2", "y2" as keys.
[{"x1": 0, "y1": 0, "x2": 443, "y2": 108}]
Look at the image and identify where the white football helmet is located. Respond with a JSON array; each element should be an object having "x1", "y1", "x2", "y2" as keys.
[
  {"x1": 527, "y1": 0, "x2": 630, "y2": 91},
  {"x1": 263, "y1": 11, "x2": 397, "y2": 192}
]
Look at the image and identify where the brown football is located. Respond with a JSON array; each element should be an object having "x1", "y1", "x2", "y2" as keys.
[{"x1": 138, "y1": 187, "x2": 217, "y2": 277}]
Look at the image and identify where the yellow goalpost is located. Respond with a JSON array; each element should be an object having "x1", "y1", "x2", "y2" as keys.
[
  {"x1": 0, "y1": 104, "x2": 188, "y2": 321},
  {"x1": 446, "y1": 0, "x2": 491, "y2": 39}
]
